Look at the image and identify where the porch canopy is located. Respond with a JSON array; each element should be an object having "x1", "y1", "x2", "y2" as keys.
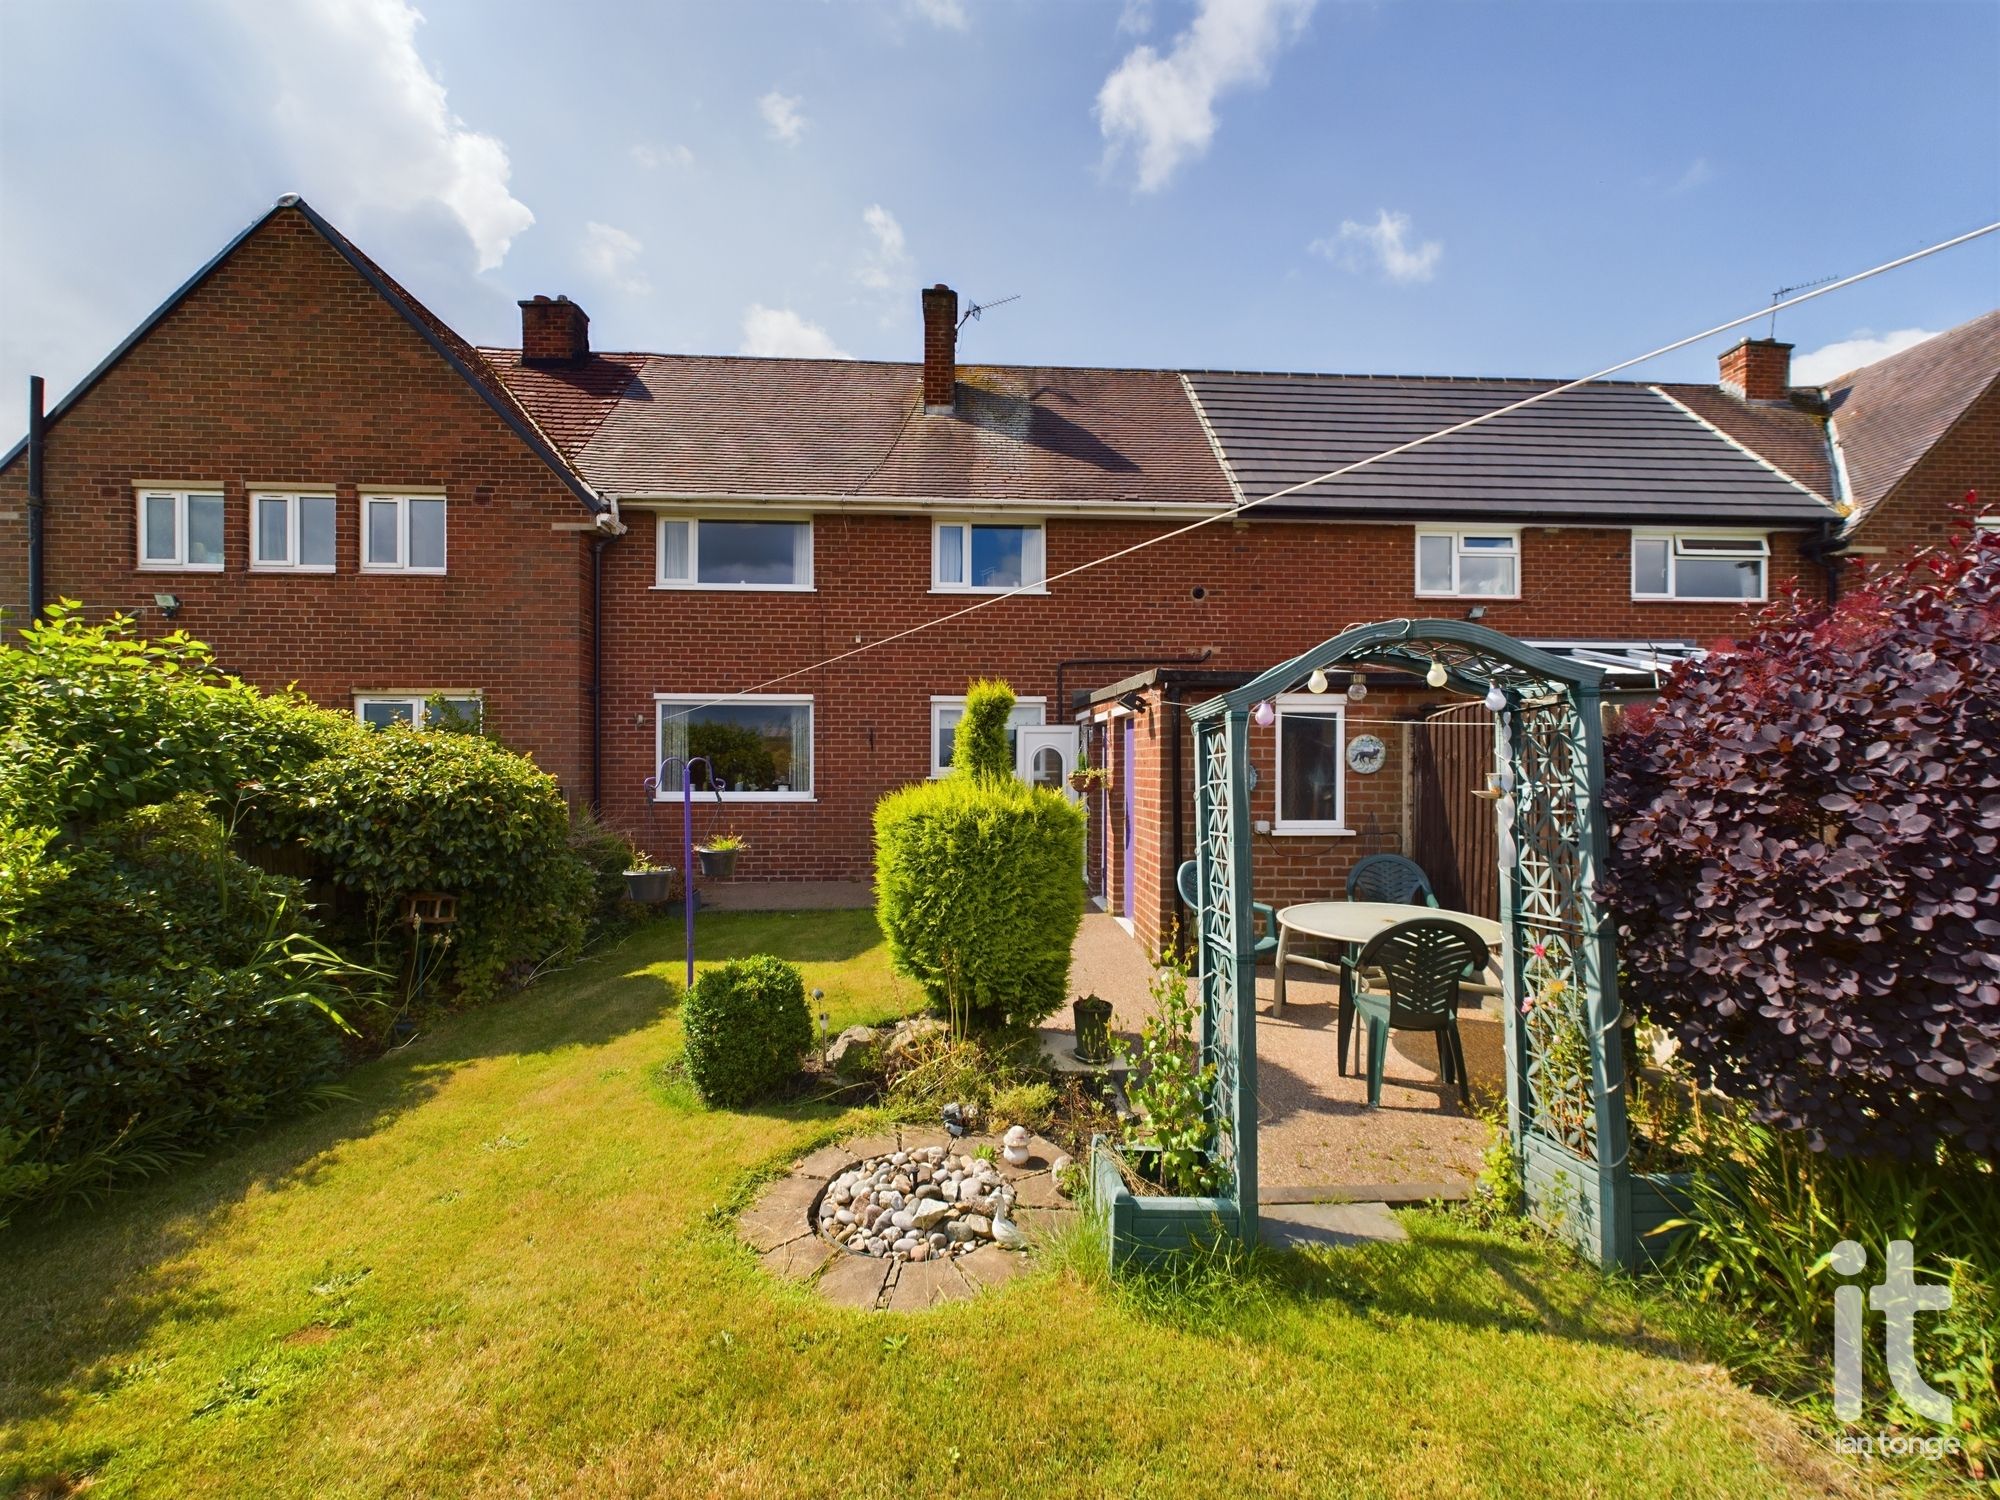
[{"x1": 1184, "y1": 618, "x2": 1640, "y2": 1267}]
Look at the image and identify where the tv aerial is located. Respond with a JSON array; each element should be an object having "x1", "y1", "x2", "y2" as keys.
[
  {"x1": 959, "y1": 293, "x2": 1021, "y2": 330},
  {"x1": 1768, "y1": 274, "x2": 1837, "y2": 339}
]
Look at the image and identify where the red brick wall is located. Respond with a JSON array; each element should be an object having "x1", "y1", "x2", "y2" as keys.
[
  {"x1": 0, "y1": 209, "x2": 593, "y2": 793},
  {"x1": 1845, "y1": 379, "x2": 2000, "y2": 565},
  {"x1": 597, "y1": 511, "x2": 1819, "y2": 889}
]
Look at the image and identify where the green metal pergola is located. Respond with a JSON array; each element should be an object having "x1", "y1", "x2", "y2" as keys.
[{"x1": 1184, "y1": 619, "x2": 1641, "y2": 1268}]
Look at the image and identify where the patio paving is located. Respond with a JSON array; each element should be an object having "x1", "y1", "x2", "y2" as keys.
[{"x1": 1045, "y1": 914, "x2": 1499, "y2": 1193}]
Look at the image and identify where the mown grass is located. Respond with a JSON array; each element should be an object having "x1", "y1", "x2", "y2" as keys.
[{"x1": 1, "y1": 911, "x2": 1873, "y2": 1498}]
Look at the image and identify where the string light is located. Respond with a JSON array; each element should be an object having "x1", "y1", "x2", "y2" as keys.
[
  {"x1": 1485, "y1": 684, "x2": 1507, "y2": 713},
  {"x1": 1307, "y1": 667, "x2": 1328, "y2": 694},
  {"x1": 1345, "y1": 674, "x2": 1368, "y2": 703},
  {"x1": 1253, "y1": 700, "x2": 1275, "y2": 728},
  {"x1": 1426, "y1": 660, "x2": 1448, "y2": 689}
]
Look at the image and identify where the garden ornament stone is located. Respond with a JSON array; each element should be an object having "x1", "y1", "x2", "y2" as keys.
[{"x1": 1002, "y1": 1125, "x2": 1031, "y2": 1166}]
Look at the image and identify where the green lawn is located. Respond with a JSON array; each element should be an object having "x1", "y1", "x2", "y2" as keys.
[{"x1": 2, "y1": 911, "x2": 1861, "y2": 1499}]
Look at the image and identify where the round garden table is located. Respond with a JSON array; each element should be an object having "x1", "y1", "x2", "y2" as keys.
[{"x1": 1270, "y1": 901, "x2": 1505, "y2": 1015}]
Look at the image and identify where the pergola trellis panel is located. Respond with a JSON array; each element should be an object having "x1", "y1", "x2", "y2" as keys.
[{"x1": 1185, "y1": 619, "x2": 1639, "y2": 1268}]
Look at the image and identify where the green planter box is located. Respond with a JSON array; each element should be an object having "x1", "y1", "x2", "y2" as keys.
[
  {"x1": 1090, "y1": 1135, "x2": 1239, "y2": 1271},
  {"x1": 1520, "y1": 1132, "x2": 1691, "y2": 1266}
]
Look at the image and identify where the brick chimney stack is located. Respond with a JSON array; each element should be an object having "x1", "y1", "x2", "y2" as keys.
[
  {"x1": 519, "y1": 295, "x2": 590, "y2": 365},
  {"x1": 1718, "y1": 337, "x2": 1793, "y2": 401},
  {"x1": 921, "y1": 284, "x2": 958, "y2": 412}
]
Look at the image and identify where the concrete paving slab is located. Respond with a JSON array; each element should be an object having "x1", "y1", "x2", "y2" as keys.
[
  {"x1": 1257, "y1": 1201, "x2": 1409, "y2": 1252},
  {"x1": 952, "y1": 1247, "x2": 1029, "y2": 1293},
  {"x1": 815, "y1": 1251, "x2": 892, "y2": 1309},
  {"x1": 793, "y1": 1144, "x2": 854, "y2": 1180},
  {"x1": 881, "y1": 1254, "x2": 973, "y2": 1312},
  {"x1": 761, "y1": 1233, "x2": 838, "y2": 1281}
]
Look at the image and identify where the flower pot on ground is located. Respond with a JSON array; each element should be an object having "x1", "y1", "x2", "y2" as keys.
[{"x1": 1071, "y1": 994, "x2": 1114, "y2": 1063}]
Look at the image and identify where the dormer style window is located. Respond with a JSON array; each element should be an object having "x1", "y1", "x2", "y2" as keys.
[
  {"x1": 252, "y1": 492, "x2": 337, "y2": 571},
  {"x1": 655, "y1": 515, "x2": 813, "y2": 590},
  {"x1": 361, "y1": 493, "x2": 446, "y2": 574},
  {"x1": 1415, "y1": 529, "x2": 1519, "y2": 598},
  {"x1": 1631, "y1": 531, "x2": 1768, "y2": 602},
  {"x1": 933, "y1": 520, "x2": 1045, "y2": 593},
  {"x1": 137, "y1": 488, "x2": 225, "y2": 571}
]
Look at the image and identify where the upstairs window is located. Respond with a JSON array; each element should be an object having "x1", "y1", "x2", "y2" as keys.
[
  {"x1": 655, "y1": 694, "x2": 813, "y2": 799},
  {"x1": 933, "y1": 521, "x2": 1045, "y2": 592},
  {"x1": 252, "y1": 492, "x2": 337, "y2": 571},
  {"x1": 361, "y1": 494, "x2": 447, "y2": 573},
  {"x1": 1632, "y1": 532, "x2": 1767, "y2": 601},
  {"x1": 929, "y1": 695, "x2": 1047, "y2": 778},
  {"x1": 355, "y1": 693, "x2": 482, "y2": 731},
  {"x1": 656, "y1": 516, "x2": 812, "y2": 590},
  {"x1": 1416, "y1": 530, "x2": 1518, "y2": 597},
  {"x1": 137, "y1": 488, "x2": 225, "y2": 570}
]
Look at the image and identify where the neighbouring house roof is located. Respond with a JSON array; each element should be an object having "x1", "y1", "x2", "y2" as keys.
[
  {"x1": 0, "y1": 197, "x2": 604, "y2": 512},
  {"x1": 1820, "y1": 309, "x2": 2000, "y2": 529},
  {"x1": 1181, "y1": 372, "x2": 1837, "y2": 526},
  {"x1": 1653, "y1": 383, "x2": 1833, "y2": 499},
  {"x1": 481, "y1": 352, "x2": 1238, "y2": 509}
]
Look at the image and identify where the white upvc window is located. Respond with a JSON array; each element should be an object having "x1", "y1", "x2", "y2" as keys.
[
  {"x1": 655, "y1": 693, "x2": 813, "y2": 801},
  {"x1": 1631, "y1": 531, "x2": 1768, "y2": 602},
  {"x1": 1272, "y1": 694, "x2": 1349, "y2": 835},
  {"x1": 654, "y1": 514, "x2": 813, "y2": 590},
  {"x1": 929, "y1": 695, "x2": 1047, "y2": 778},
  {"x1": 932, "y1": 520, "x2": 1046, "y2": 593},
  {"x1": 136, "y1": 488, "x2": 225, "y2": 570},
  {"x1": 251, "y1": 492, "x2": 337, "y2": 571},
  {"x1": 354, "y1": 692, "x2": 483, "y2": 731},
  {"x1": 1415, "y1": 528, "x2": 1519, "y2": 598},
  {"x1": 360, "y1": 493, "x2": 447, "y2": 574}
]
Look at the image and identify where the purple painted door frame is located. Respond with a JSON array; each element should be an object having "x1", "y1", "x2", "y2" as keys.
[{"x1": 1122, "y1": 718, "x2": 1136, "y2": 922}]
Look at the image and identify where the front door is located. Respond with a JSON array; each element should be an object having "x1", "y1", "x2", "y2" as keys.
[{"x1": 1017, "y1": 725, "x2": 1077, "y2": 799}]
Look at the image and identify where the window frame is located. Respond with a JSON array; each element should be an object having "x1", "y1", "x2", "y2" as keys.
[
  {"x1": 931, "y1": 518, "x2": 1047, "y2": 595},
  {"x1": 1413, "y1": 527, "x2": 1521, "y2": 599},
  {"x1": 928, "y1": 694, "x2": 1048, "y2": 779},
  {"x1": 359, "y1": 492, "x2": 448, "y2": 575},
  {"x1": 250, "y1": 491, "x2": 338, "y2": 573},
  {"x1": 135, "y1": 486, "x2": 226, "y2": 572},
  {"x1": 653, "y1": 692, "x2": 815, "y2": 802},
  {"x1": 1271, "y1": 693, "x2": 1352, "y2": 836},
  {"x1": 652, "y1": 513, "x2": 815, "y2": 592},
  {"x1": 1630, "y1": 529, "x2": 1769, "y2": 603},
  {"x1": 353, "y1": 691, "x2": 483, "y2": 730}
]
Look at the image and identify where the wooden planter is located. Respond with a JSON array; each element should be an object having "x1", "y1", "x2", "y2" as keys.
[
  {"x1": 1521, "y1": 1132, "x2": 1691, "y2": 1264},
  {"x1": 1090, "y1": 1135, "x2": 1240, "y2": 1271},
  {"x1": 695, "y1": 847, "x2": 738, "y2": 879},
  {"x1": 623, "y1": 868, "x2": 672, "y2": 903}
]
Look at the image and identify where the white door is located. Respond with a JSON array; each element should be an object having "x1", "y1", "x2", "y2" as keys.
[{"x1": 1017, "y1": 725, "x2": 1078, "y2": 800}]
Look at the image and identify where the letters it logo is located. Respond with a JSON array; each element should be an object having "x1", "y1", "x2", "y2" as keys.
[{"x1": 1830, "y1": 1239, "x2": 1954, "y2": 1424}]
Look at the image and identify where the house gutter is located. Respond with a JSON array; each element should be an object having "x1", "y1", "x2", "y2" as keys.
[{"x1": 26, "y1": 377, "x2": 45, "y2": 621}]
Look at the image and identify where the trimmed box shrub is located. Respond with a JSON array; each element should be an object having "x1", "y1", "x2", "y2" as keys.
[{"x1": 681, "y1": 956, "x2": 812, "y2": 1107}]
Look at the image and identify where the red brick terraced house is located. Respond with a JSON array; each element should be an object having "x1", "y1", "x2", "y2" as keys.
[{"x1": 4, "y1": 198, "x2": 1993, "y2": 954}]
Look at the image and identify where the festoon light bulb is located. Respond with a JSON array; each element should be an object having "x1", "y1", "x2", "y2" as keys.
[
  {"x1": 1425, "y1": 659, "x2": 1448, "y2": 689},
  {"x1": 1484, "y1": 684, "x2": 1507, "y2": 713},
  {"x1": 1307, "y1": 667, "x2": 1329, "y2": 694},
  {"x1": 1253, "y1": 700, "x2": 1275, "y2": 728}
]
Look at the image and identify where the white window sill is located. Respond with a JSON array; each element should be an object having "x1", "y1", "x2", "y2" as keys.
[
  {"x1": 1631, "y1": 594, "x2": 1767, "y2": 605},
  {"x1": 138, "y1": 561, "x2": 224, "y2": 572},
  {"x1": 1271, "y1": 825, "x2": 1358, "y2": 838},
  {"x1": 251, "y1": 564, "x2": 338, "y2": 574},
  {"x1": 651, "y1": 792, "x2": 816, "y2": 804},
  {"x1": 651, "y1": 583, "x2": 816, "y2": 593},
  {"x1": 929, "y1": 586, "x2": 1048, "y2": 596},
  {"x1": 1417, "y1": 592, "x2": 1521, "y2": 602},
  {"x1": 360, "y1": 566, "x2": 448, "y2": 576}
]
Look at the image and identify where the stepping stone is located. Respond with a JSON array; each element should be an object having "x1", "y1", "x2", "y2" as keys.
[
  {"x1": 793, "y1": 1143, "x2": 853, "y2": 1180},
  {"x1": 1257, "y1": 1201, "x2": 1408, "y2": 1252},
  {"x1": 1007, "y1": 1171, "x2": 1066, "y2": 1209},
  {"x1": 816, "y1": 1251, "x2": 892, "y2": 1310},
  {"x1": 839, "y1": 1132, "x2": 899, "y2": 1161},
  {"x1": 738, "y1": 1174, "x2": 825, "y2": 1253},
  {"x1": 952, "y1": 1246, "x2": 1028, "y2": 1293},
  {"x1": 760, "y1": 1234, "x2": 837, "y2": 1282},
  {"x1": 896, "y1": 1127, "x2": 954, "y2": 1155},
  {"x1": 1010, "y1": 1206, "x2": 1074, "y2": 1239},
  {"x1": 881, "y1": 1254, "x2": 971, "y2": 1312}
]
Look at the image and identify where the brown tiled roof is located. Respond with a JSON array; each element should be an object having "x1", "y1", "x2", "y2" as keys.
[
  {"x1": 488, "y1": 354, "x2": 1238, "y2": 507},
  {"x1": 1654, "y1": 384, "x2": 1833, "y2": 499},
  {"x1": 1822, "y1": 310, "x2": 2000, "y2": 527},
  {"x1": 478, "y1": 348, "x2": 649, "y2": 456}
]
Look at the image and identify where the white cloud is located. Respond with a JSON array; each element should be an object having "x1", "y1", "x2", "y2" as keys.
[
  {"x1": 857, "y1": 204, "x2": 913, "y2": 292},
  {"x1": 630, "y1": 141, "x2": 693, "y2": 170},
  {"x1": 1095, "y1": 0, "x2": 1317, "y2": 192},
  {"x1": 224, "y1": 0, "x2": 533, "y2": 272},
  {"x1": 739, "y1": 304, "x2": 850, "y2": 359},
  {"x1": 1669, "y1": 156, "x2": 1714, "y2": 193},
  {"x1": 759, "y1": 90, "x2": 807, "y2": 145},
  {"x1": 910, "y1": 0, "x2": 968, "y2": 29},
  {"x1": 1311, "y1": 208, "x2": 1443, "y2": 284},
  {"x1": 1792, "y1": 327, "x2": 1940, "y2": 385},
  {"x1": 580, "y1": 221, "x2": 649, "y2": 294},
  {"x1": 1117, "y1": 0, "x2": 1155, "y2": 36}
]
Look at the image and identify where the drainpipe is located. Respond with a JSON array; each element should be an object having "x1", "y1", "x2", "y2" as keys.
[
  {"x1": 1800, "y1": 518, "x2": 1846, "y2": 608},
  {"x1": 26, "y1": 377, "x2": 45, "y2": 622},
  {"x1": 588, "y1": 498, "x2": 627, "y2": 813}
]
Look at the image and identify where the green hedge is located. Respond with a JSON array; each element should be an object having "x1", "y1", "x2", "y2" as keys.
[
  {"x1": 681, "y1": 956, "x2": 811, "y2": 1107},
  {"x1": 874, "y1": 773, "x2": 1085, "y2": 1029}
]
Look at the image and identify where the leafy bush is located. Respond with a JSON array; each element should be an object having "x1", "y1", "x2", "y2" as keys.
[
  {"x1": 1122, "y1": 943, "x2": 1224, "y2": 1196},
  {"x1": 874, "y1": 772, "x2": 1085, "y2": 1030},
  {"x1": 568, "y1": 807, "x2": 644, "y2": 935},
  {"x1": 988, "y1": 1080, "x2": 1056, "y2": 1132},
  {"x1": 681, "y1": 956, "x2": 810, "y2": 1107},
  {"x1": 1603, "y1": 527, "x2": 2000, "y2": 1160},
  {"x1": 950, "y1": 678, "x2": 1017, "y2": 781},
  {"x1": 0, "y1": 799, "x2": 354, "y2": 1221}
]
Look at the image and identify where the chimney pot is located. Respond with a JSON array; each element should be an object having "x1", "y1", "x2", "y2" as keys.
[
  {"x1": 1719, "y1": 337, "x2": 1792, "y2": 401},
  {"x1": 921, "y1": 283, "x2": 958, "y2": 412},
  {"x1": 519, "y1": 295, "x2": 590, "y2": 365}
]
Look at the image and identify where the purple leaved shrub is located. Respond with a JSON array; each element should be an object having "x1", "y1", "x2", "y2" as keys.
[{"x1": 1603, "y1": 521, "x2": 2000, "y2": 1161}]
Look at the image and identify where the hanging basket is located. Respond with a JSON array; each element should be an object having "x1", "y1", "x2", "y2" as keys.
[
  {"x1": 695, "y1": 846, "x2": 738, "y2": 879},
  {"x1": 624, "y1": 868, "x2": 673, "y2": 903}
]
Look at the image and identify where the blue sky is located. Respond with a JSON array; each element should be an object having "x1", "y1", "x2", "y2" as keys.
[{"x1": 2, "y1": 0, "x2": 1995, "y2": 422}]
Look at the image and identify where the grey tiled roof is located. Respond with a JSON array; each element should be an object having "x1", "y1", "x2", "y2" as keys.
[{"x1": 1181, "y1": 372, "x2": 1838, "y2": 525}]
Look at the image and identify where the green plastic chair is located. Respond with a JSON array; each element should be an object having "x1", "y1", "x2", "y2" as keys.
[
  {"x1": 1338, "y1": 917, "x2": 1489, "y2": 1108},
  {"x1": 1175, "y1": 860, "x2": 1279, "y2": 962},
  {"x1": 1344, "y1": 853, "x2": 1439, "y2": 907}
]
